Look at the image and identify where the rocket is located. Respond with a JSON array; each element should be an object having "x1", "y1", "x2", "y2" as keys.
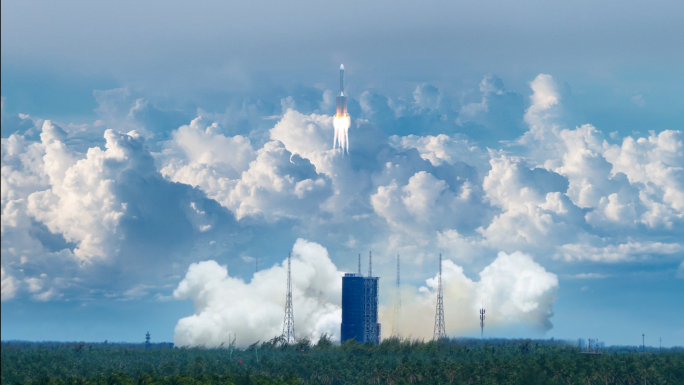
[
  {"x1": 333, "y1": 64, "x2": 350, "y2": 153},
  {"x1": 336, "y1": 64, "x2": 348, "y2": 117}
]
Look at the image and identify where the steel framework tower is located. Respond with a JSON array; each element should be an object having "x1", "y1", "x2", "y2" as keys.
[
  {"x1": 479, "y1": 304, "x2": 485, "y2": 338},
  {"x1": 255, "y1": 253, "x2": 259, "y2": 273},
  {"x1": 364, "y1": 251, "x2": 379, "y2": 343},
  {"x1": 282, "y1": 252, "x2": 295, "y2": 343},
  {"x1": 433, "y1": 253, "x2": 446, "y2": 340}
]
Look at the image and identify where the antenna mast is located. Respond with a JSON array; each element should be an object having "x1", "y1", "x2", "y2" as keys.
[
  {"x1": 255, "y1": 253, "x2": 259, "y2": 273},
  {"x1": 433, "y1": 253, "x2": 446, "y2": 340},
  {"x1": 358, "y1": 253, "x2": 361, "y2": 275},
  {"x1": 392, "y1": 254, "x2": 401, "y2": 336},
  {"x1": 282, "y1": 252, "x2": 295, "y2": 343},
  {"x1": 479, "y1": 302, "x2": 485, "y2": 339}
]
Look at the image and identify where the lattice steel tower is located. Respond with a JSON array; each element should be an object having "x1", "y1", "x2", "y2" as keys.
[
  {"x1": 433, "y1": 253, "x2": 446, "y2": 340},
  {"x1": 282, "y1": 252, "x2": 295, "y2": 343},
  {"x1": 479, "y1": 303, "x2": 485, "y2": 338},
  {"x1": 392, "y1": 254, "x2": 401, "y2": 336}
]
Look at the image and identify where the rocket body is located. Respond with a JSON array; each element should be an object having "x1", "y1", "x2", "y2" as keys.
[
  {"x1": 335, "y1": 64, "x2": 348, "y2": 117},
  {"x1": 332, "y1": 64, "x2": 350, "y2": 154}
]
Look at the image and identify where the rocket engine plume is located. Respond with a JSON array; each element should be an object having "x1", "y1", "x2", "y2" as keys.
[{"x1": 333, "y1": 64, "x2": 350, "y2": 154}]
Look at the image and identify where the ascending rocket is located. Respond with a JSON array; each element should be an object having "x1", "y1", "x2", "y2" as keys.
[
  {"x1": 333, "y1": 64, "x2": 350, "y2": 154},
  {"x1": 336, "y1": 64, "x2": 347, "y2": 117}
]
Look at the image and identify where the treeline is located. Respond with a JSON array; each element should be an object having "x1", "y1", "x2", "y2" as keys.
[{"x1": 2, "y1": 337, "x2": 683, "y2": 384}]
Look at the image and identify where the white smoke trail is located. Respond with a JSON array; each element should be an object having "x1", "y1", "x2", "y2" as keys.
[{"x1": 333, "y1": 115, "x2": 350, "y2": 154}]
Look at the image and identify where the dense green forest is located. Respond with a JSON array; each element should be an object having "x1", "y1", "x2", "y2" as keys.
[{"x1": 2, "y1": 337, "x2": 683, "y2": 384}]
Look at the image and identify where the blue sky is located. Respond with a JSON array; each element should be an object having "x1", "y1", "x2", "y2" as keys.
[{"x1": 1, "y1": 0, "x2": 683, "y2": 347}]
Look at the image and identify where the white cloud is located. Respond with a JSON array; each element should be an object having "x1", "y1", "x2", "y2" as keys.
[
  {"x1": 160, "y1": 117, "x2": 256, "y2": 207},
  {"x1": 603, "y1": 130, "x2": 684, "y2": 227},
  {"x1": 33, "y1": 287, "x2": 61, "y2": 302},
  {"x1": 557, "y1": 241, "x2": 684, "y2": 262},
  {"x1": 26, "y1": 127, "x2": 135, "y2": 260},
  {"x1": 161, "y1": 113, "x2": 333, "y2": 221},
  {"x1": 524, "y1": 74, "x2": 560, "y2": 128},
  {"x1": 371, "y1": 171, "x2": 483, "y2": 234},
  {"x1": 225, "y1": 141, "x2": 332, "y2": 220},
  {"x1": 381, "y1": 251, "x2": 558, "y2": 339},
  {"x1": 388, "y1": 134, "x2": 488, "y2": 172},
  {"x1": 1, "y1": 266, "x2": 18, "y2": 301},
  {"x1": 479, "y1": 154, "x2": 585, "y2": 250},
  {"x1": 268, "y1": 109, "x2": 335, "y2": 176},
  {"x1": 173, "y1": 239, "x2": 342, "y2": 347},
  {"x1": 565, "y1": 273, "x2": 609, "y2": 279}
]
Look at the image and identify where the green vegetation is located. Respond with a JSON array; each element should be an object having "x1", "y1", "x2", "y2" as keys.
[{"x1": 2, "y1": 337, "x2": 683, "y2": 384}]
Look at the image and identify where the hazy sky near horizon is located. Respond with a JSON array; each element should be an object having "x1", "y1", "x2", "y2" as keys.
[{"x1": 2, "y1": 0, "x2": 683, "y2": 347}]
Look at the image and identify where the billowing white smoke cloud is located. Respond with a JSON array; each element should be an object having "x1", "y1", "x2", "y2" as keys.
[
  {"x1": 173, "y1": 239, "x2": 343, "y2": 347},
  {"x1": 173, "y1": 238, "x2": 558, "y2": 346},
  {"x1": 381, "y1": 251, "x2": 558, "y2": 339}
]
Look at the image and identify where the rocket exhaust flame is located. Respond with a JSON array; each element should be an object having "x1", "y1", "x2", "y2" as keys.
[{"x1": 333, "y1": 64, "x2": 350, "y2": 154}]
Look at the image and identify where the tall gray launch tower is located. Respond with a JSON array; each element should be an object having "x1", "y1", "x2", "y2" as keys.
[{"x1": 341, "y1": 252, "x2": 380, "y2": 344}]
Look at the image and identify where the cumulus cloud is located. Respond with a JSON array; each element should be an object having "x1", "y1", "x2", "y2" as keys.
[
  {"x1": 1, "y1": 120, "x2": 245, "y2": 299},
  {"x1": 381, "y1": 251, "x2": 558, "y2": 339},
  {"x1": 1, "y1": 266, "x2": 18, "y2": 301},
  {"x1": 173, "y1": 239, "x2": 342, "y2": 347},
  {"x1": 27, "y1": 125, "x2": 130, "y2": 260},
  {"x1": 371, "y1": 171, "x2": 483, "y2": 234},
  {"x1": 2, "y1": 71, "x2": 683, "y2": 317},
  {"x1": 162, "y1": 113, "x2": 332, "y2": 221},
  {"x1": 388, "y1": 134, "x2": 489, "y2": 174},
  {"x1": 478, "y1": 154, "x2": 586, "y2": 251}
]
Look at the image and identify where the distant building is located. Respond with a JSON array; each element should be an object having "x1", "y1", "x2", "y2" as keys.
[{"x1": 341, "y1": 273, "x2": 380, "y2": 344}]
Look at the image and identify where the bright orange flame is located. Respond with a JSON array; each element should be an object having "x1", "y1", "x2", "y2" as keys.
[{"x1": 333, "y1": 115, "x2": 351, "y2": 154}]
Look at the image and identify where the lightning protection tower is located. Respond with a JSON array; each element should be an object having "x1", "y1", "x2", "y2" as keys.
[
  {"x1": 282, "y1": 252, "x2": 295, "y2": 344},
  {"x1": 433, "y1": 253, "x2": 446, "y2": 340},
  {"x1": 479, "y1": 303, "x2": 485, "y2": 338},
  {"x1": 145, "y1": 331, "x2": 151, "y2": 348},
  {"x1": 392, "y1": 254, "x2": 401, "y2": 336},
  {"x1": 358, "y1": 253, "x2": 361, "y2": 275}
]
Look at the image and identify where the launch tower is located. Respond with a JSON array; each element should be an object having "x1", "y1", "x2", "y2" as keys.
[{"x1": 341, "y1": 252, "x2": 380, "y2": 344}]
